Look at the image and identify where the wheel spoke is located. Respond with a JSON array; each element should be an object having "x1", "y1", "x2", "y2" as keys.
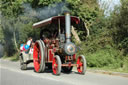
[{"x1": 79, "y1": 62, "x2": 83, "y2": 67}]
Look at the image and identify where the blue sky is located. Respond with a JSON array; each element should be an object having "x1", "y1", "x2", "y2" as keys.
[
  {"x1": 98, "y1": 0, "x2": 121, "y2": 15},
  {"x1": 99, "y1": 0, "x2": 120, "y2": 8}
]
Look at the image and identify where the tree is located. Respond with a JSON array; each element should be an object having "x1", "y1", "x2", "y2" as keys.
[
  {"x1": 110, "y1": 0, "x2": 128, "y2": 56},
  {"x1": 0, "y1": 0, "x2": 35, "y2": 56}
]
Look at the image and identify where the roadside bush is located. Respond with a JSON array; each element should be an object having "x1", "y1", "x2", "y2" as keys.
[{"x1": 77, "y1": 42, "x2": 123, "y2": 69}]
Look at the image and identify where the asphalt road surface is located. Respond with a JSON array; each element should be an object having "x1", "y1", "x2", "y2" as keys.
[{"x1": 0, "y1": 59, "x2": 128, "y2": 85}]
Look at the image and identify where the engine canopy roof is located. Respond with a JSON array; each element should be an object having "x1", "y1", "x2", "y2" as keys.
[{"x1": 33, "y1": 16, "x2": 80, "y2": 28}]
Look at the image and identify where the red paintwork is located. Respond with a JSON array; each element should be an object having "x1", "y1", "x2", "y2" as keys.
[
  {"x1": 77, "y1": 56, "x2": 83, "y2": 73},
  {"x1": 33, "y1": 42, "x2": 41, "y2": 72},
  {"x1": 48, "y1": 49, "x2": 54, "y2": 62},
  {"x1": 53, "y1": 48, "x2": 56, "y2": 53},
  {"x1": 68, "y1": 62, "x2": 72, "y2": 68},
  {"x1": 73, "y1": 54, "x2": 76, "y2": 60}
]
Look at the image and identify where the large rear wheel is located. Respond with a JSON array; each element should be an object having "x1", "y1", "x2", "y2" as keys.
[
  {"x1": 33, "y1": 40, "x2": 45, "y2": 73},
  {"x1": 52, "y1": 55, "x2": 61, "y2": 75},
  {"x1": 77, "y1": 55, "x2": 86, "y2": 74}
]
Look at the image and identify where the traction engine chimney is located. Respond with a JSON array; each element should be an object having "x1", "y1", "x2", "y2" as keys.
[{"x1": 65, "y1": 12, "x2": 71, "y2": 43}]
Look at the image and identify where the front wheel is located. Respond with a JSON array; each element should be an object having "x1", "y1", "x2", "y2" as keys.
[
  {"x1": 52, "y1": 55, "x2": 61, "y2": 75},
  {"x1": 77, "y1": 55, "x2": 87, "y2": 74}
]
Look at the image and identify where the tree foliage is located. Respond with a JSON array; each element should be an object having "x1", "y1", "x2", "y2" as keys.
[{"x1": 111, "y1": 0, "x2": 128, "y2": 56}]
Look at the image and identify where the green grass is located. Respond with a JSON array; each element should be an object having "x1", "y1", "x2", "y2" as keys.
[{"x1": 2, "y1": 53, "x2": 19, "y2": 61}]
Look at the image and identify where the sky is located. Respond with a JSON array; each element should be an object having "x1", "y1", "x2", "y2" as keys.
[{"x1": 98, "y1": 0, "x2": 121, "y2": 16}]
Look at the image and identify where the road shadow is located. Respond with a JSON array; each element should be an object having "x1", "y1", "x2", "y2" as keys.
[
  {"x1": 26, "y1": 67, "x2": 34, "y2": 70},
  {"x1": 26, "y1": 66, "x2": 53, "y2": 73},
  {"x1": 61, "y1": 71, "x2": 73, "y2": 74},
  {"x1": 44, "y1": 68, "x2": 53, "y2": 73},
  {"x1": 24, "y1": 66, "x2": 79, "y2": 75}
]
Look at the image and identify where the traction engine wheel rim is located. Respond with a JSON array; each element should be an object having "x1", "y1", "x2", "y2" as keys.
[
  {"x1": 77, "y1": 55, "x2": 86, "y2": 74},
  {"x1": 33, "y1": 42, "x2": 41, "y2": 72},
  {"x1": 52, "y1": 55, "x2": 61, "y2": 75},
  {"x1": 52, "y1": 57, "x2": 58, "y2": 74}
]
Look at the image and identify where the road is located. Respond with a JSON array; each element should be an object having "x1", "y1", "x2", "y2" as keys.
[{"x1": 0, "y1": 59, "x2": 128, "y2": 85}]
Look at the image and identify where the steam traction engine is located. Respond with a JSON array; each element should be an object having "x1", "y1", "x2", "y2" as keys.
[{"x1": 33, "y1": 12, "x2": 87, "y2": 75}]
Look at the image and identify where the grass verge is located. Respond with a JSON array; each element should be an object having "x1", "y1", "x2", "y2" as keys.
[{"x1": 2, "y1": 53, "x2": 19, "y2": 61}]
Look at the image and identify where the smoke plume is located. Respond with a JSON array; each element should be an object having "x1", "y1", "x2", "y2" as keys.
[{"x1": 23, "y1": 2, "x2": 69, "y2": 20}]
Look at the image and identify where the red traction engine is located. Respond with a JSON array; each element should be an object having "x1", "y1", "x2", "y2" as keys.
[{"x1": 32, "y1": 12, "x2": 87, "y2": 75}]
